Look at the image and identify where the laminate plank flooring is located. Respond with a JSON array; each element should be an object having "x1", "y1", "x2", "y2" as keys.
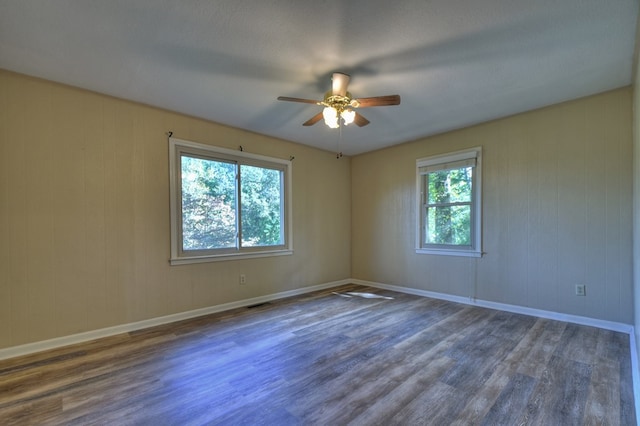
[{"x1": 0, "y1": 284, "x2": 635, "y2": 425}]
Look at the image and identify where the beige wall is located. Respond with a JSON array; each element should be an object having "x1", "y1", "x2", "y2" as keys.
[
  {"x1": 0, "y1": 70, "x2": 352, "y2": 349},
  {"x1": 353, "y1": 88, "x2": 633, "y2": 324},
  {"x1": 0, "y1": 68, "x2": 634, "y2": 351}
]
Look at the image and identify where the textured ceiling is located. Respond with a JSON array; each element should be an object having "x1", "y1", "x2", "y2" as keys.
[{"x1": 1, "y1": 0, "x2": 638, "y2": 155}]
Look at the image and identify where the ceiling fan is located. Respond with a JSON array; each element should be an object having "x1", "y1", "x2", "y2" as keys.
[{"x1": 277, "y1": 72, "x2": 401, "y2": 128}]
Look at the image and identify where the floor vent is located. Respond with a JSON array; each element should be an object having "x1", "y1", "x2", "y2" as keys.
[{"x1": 246, "y1": 302, "x2": 270, "y2": 309}]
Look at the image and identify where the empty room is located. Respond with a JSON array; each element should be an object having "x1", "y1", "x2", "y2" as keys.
[{"x1": 1, "y1": 1, "x2": 640, "y2": 424}]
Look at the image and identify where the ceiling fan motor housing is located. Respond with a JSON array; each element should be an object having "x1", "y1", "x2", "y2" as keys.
[{"x1": 322, "y1": 91, "x2": 359, "y2": 112}]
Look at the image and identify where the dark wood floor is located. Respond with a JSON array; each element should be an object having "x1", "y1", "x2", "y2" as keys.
[{"x1": 0, "y1": 284, "x2": 635, "y2": 425}]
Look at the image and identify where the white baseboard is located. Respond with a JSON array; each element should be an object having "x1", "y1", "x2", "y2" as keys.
[
  {"x1": 2, "y1": 278, "x2": 633, "y2": 361},
  {"x1": 353, "y1": 279, "x2": 633, "y2": 333},
  {"x1": 0, "y1": 279, "x2": 351, "y2": 361}
]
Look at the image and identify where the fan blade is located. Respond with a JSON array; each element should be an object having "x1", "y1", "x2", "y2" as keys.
[
  {"x1": 354, "y1": 95, "x2": 401, "y2": 108},
  {"x1": 353, "y1": 112, "x2": 370, "y2": 127},
  {"x1": 303, "y1": 112, "x2": 324, "y2": 126},
  {"x1": 277, "y1": 96, "x2": 320, "y2": 104},
  {"x1": 332, "y1": 72, "x2": 350, "y2": 97}
]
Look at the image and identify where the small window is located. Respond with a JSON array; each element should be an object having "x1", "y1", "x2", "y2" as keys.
[
  {"x1": 169, "y1": 137, "x2": 292, "y2": 265},
  {"x1": 416, "y1": 147, "x2": 482, "y2": 257}
]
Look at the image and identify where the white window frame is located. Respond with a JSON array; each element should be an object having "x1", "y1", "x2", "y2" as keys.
[
  {"x1": 169, "y1": 137, "x2": 293, "y2": 265},
  {"x1": 416, "y1": 146, "x2": 482, "y2": 257}
]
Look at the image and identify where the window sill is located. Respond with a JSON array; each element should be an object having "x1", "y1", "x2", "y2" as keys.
[
  {"x1": 416, "y1": 248, "x2": 482, "y2": 258},
  {"x1": 170, "y1": 249, "x2": 293, "y2": 265}
]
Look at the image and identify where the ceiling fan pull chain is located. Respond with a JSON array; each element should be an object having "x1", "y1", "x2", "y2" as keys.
[{"x1": 336, "y1": 122, "x2": 343, "y2": 159}]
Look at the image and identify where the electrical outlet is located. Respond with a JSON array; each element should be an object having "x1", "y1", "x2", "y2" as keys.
[
  {"x1": 575, "y1": 284, "x2": 586, "y2": 296},
  {"x1": 239, "y1": 274, "x2": 246, "y2": 285}
]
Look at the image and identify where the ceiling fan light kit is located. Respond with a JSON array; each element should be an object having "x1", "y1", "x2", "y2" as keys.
[
  {"x1": 322, "y1": 104, "x2": 356, "y2": 129},
  {"x1": 278, "y1": 72, "x2": 400, "y2": 129}
]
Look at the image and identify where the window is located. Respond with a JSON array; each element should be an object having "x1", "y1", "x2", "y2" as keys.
[
  {"x1": 169, "y1": 137, "x2": 292, "y2": 264},
  {"x1": 416, "y1": 147, "x2": 482, "y2": 257}
]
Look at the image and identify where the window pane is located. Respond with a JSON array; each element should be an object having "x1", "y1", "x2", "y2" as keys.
[
  {"x1": 427, "y1": 167, "x2": 472, "y2": 204},
  {"x1": 426, "y1": 204, "x2": 471, "y2": 245},
  {"x1": 240, "y1": 165, "x2": 283, "y2": 247},
  {"x1": 181, "y1": 155, "x2": 236, "y2": 250}
]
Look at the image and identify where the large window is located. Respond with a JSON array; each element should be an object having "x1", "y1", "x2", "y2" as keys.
[
  {"x1": 416, "y1": 147, "x2": 482, "y2": 257},
  {"x1": 169, "y1": 137, "x2": 292, "y2": 264}
]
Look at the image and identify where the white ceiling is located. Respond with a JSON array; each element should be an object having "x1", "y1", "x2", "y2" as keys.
[{"x1": 1, "y1": 0, "x2": 638, "y2": 155}]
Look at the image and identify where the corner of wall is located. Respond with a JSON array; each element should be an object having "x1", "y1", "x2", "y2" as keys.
[{"x1": 631, "y1": 6, "x2": 640, "y2": 409}]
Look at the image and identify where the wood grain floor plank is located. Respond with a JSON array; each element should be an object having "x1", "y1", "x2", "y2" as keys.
[
  {"x1": 450, "y1": 317, "x2": 565, "y2": 424},
  {"x1": 619, "y1": 336, "x2": 637, "y2": 426},
  {"x1": 389, "y1": 380, "x2": 467, "y2": 425},
  {"x1": 554, "y1": 323, "x2": 601, "y2": 364},
  {"x1": 584, "y1": 356, "x2": 621, "y2": 426},
  {"x1": 480, "y1": 373, "x2": 536, "y2": 425},
  {"x1": 441, "y1": 332, "x2": 519, "y2": 394},
  {"x1": 452, "y1": 361, "x2": 519, "y2": 423},
  {"x1": 518, "y1": 355, "x2": 593, "y2": 425},
  {"x1": 513, "y1": 318, "x2": 567, "y2": 378},
  {"x1": 347, "y1": 355, "x2": 457, "y2": 425},
  {"x1": 486, "y1": 311, "x2": 538, "y2": 343}
]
